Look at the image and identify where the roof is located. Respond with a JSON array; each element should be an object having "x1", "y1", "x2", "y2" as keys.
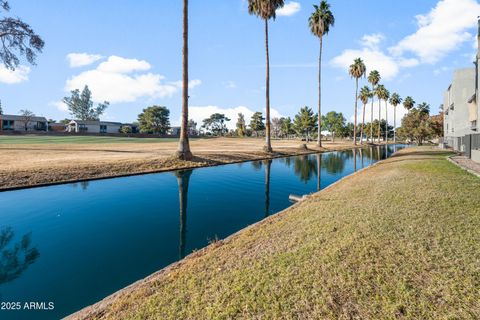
[
  {"x1": 69, "y1": 120, "x2": 122, "y2": 126},
  {"x1": 0, "y1": 114, "x2": 47, "y2": 122}
]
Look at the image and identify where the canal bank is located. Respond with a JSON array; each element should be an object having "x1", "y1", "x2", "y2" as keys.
[{"x1": 67, "y1": 146, "x2": 480, "y2": 320}]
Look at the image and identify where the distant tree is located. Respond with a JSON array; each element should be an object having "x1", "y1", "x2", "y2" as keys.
[
  {"x1": 367, "y1": 70, "x2": 381, "y2": 141},
  {"x1": 309, "y1": 0, "x2": 335, "y2": 147},
  {"x1": 202, "y1": 113, "x2": 230, "y2": 136},
  {"x1": 322, "y1": 111, "x2": 345, "y2": 142},
  {"x1": 364, "y1": 120, "x2": 394, "y2": 140},
  {"x1": 250, "y1": 111, "x2": 265, "y2": 137},
  {"x1": 0, "y1": 99, "x2": 3, "y2": 115},
  {"x1": 59, "y1": 118, "x2": 71, "y2": 125},
  {"x1": 120, "y1": 125, "x2": 132, "y2": 134},
  {"x1": 187, "y1": 119, "x2": 197, "y2": 135},
  {"x1": 389, "y1": 93, "x2": 402, "y2": 144},
  {"x1": 137, "y1": 106, "x2": 170, "y2": 134},
  {"x1": 430, "y1": 111, "x2": 444, "y2": 138},
  {"x1": 279, "y1": 117, "x2": 293, "y2": 138},
  {"x1": 63, "y1": 86, "x2": 109, "y2": 121},
  {"x1": 339, "y1": 122, "x2": 354, "y2": 139},
  {"x1": 271, "y1": 117, "x2": 282, "y2": 138},
  {"x1": 358, "y1": 86, "x2": 371, "y2": 144},
  {"x1": 294, "y1": 106, "x2": 318, "y2": 142},
  {"x1": 349, "y1": 57, "x2": 366, "y2": 145},
  {"x1": 19, "y1": 109, "x2": 34, "y2": 131},
  {"x1": 376, "y1": 84, "x2": 388, "y2": 142},
  {"x1": 417, "y1": 102, "x2": 430, "y2": 115},
  {"x1": 397, "y1": 107, "x2": 431, "y2": 145},
  {"x1": 403, "y1": 96, "x2": 415, "y2": 111},
  {"x1": 236, "y1": 113, "x2": 247, "y2": 137},
  {"x1": 0, "y1": 1, "x2": 44, "y2": 71}
]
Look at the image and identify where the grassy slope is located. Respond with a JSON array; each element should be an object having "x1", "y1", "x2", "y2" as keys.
[{"x1": 68, "y1": 147, "x2": 480, "y2": 319}]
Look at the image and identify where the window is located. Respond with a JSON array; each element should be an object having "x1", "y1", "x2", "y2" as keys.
[
  {"x1": 472, "y1": 120, "x2": 477, "y2": 131},
  {"x1": 2, "y1": 120, "x2": 14, "y2": 130},
  {"x1": 78, "y1": 124, "x2": 88, "y2": 132},
  {"x1": 100, "y1": 125, "x2": 107, "y2": 133}
]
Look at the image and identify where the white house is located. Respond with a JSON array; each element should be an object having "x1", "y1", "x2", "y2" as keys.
[
  {"x1": 0, "y1": 114, "x2": 48, "y2": 132},
  {"x1": 67, "y1": 120, "x2": 122, "y2": 133}
]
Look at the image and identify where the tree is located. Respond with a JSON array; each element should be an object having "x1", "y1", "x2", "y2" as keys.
[
  {"x1": 18, "y1": 109, "x2": 34, "y2": 131},
  {"x1": 236, "y1": 113, "x2": 247, "y2": 137},
  {"x1": 358, "y1": 86, "x2": 371, "y2": 144},
  {"x1": 59, "y1": 118, "x2": 71, "y2": 125},
  {"x1": 389, "y1": 93, "x2": 402, "y2": 144},
  {"x1": 403, "y1": 96, "x2": 415, "y2": 111},
  {"x1": 120, "y1": 125, "x2": 132, "y2": 134},
  {"x1": 202, "y1": 113, "x2": 230, "y2": 136},
  {"x1": 187, "y1": 119, "x2": 197, "y2": 135},
  {"x1": 376, "y1": 84, "x2": 388, "y2": 142},
  {"x1": 137, "y1": 106, "x2": 170, "y2": 134},
  {"x1": 294, "y1": 106, "x2": 318, "y2": 142},
  {"x1": 349, "y1": 58, "x2": 366, "y2": 145},
  {"x1": 430, "y1": 111, "x2": 444, "y2": 139},
  {"x1": 382, "y1": 88, "x2": 390, "y2": 143},
  {"x1": 176, "y1": 0, "x2": 193, "y2": 160},
  {"x1": 309, "y1": 0, "x2": 334, "y2": 147},
  {"x1": 279, "y1": 117, "x2": 293, "y2": 138},
  {"x1": 63, "y1": 86, "x2": 109, "y2": 121},
  {"x1": 271, "y1": 117, "x2": 281, "y2": 138},
  {"x1": 248, "y1": 0, "x2": 285, "y2": 153},
  {"x1": 397, "y1": 107, "x2": 432, "y2": 145},
  {"x1": 0, "y1": 99, "x2": 2, "y2": 115},
  {"x1": 417, "y1": 102, "x2": 430, "y2": 115},
  {"x1": 250, "y1": 111, "x2": 265, "y2": 137},
  {"x1": 367, "y1": 70, "x2": 381, "y2": 142},
  {"x1": 322, "y1": 111, "x2": 345, "y2": 142},
  {"x1": 0, "y1": 1, "x2": 44, "y2": 71}
]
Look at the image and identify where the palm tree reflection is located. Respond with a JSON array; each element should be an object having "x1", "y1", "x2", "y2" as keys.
[
  {"x1": 0, "y1": 227, "x2": 39, "y2": 285},
  {"x1": 316, "y1": 153, "x2": 322, "y2": 191},
  {"x1": 175, "y1": 170, "x2": 192, "y2": 259},
  {"x1": 294, "y1": 155, "x2": 318, "y2": 183},
  {"x1": 264, "y1": 160, "x2": 272, "y2": 217},
  {"x1": 323, "y1": 152, "x2": 346, "y2": 175}
]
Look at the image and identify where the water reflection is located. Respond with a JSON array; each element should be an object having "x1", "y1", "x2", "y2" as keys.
[
  {"x1": 71, "y1": 181, "x2": 90, "y2": 191},
  {"x1": 323, "y1": 152, "x2": 346, "y2": 174},
  {"x1": 264, "y1": 160, "x2": 271, "y2": 217},
  {"x1": 175, "y1": 170, "x2": 192, "y2": 259},
  {"x1": 294, "y1": 155, "x2": 317, "y2": 183},
  {"x1": 316, "y1": 154, "x2": 322, "y2": 191},
  {"x1": 0, "y1": 227, "x2": 39, "y2": 285},
  {"x1": 251, "y1": 161, "x2": 262, "y2": 171}
]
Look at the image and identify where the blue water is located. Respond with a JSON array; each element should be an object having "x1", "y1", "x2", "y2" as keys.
[{"x1": 0, "y1": 145, "x2": 403, "y2": 319}]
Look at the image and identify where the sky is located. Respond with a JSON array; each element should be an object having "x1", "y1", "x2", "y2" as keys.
[{"x1": 0, "y1": 0, "x2": 479, "y2": 129}]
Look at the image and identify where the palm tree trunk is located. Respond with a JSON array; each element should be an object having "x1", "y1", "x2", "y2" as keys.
[
  {"x1": 385, "y1": 100, "x2": 388, "y2": 143},
  {"x1": 176, "y1": 0, "x2": 193, "y2": 160},
  {"x1": 370, "y1": 85, "x2": 374, "y2": 142},
  {"x1": 394, "y1": 105, "x2": 397, "y2": 144},
  {"x1": 317, "y1": 36, "x2": 323, "y2": 147},
  {"x1": 264, "y1": 19, "x2": 272, "y2": 153},
  {"x1": 353, "y1": 79, "x2": 358, "y2": 145},
  {"x1": 377, "y1": 99, "x2": 381, "y2": 143},
  {"x1": 360, "y1": 102, "x2": 366, "y2": 145}
]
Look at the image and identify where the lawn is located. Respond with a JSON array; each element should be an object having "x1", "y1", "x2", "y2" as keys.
[
  {"x1": 69, "y1": 147, "x2": 480, "y2": 320},
  {"x1": 0, "y1": 135, "x2": 180, "y2": 144}
]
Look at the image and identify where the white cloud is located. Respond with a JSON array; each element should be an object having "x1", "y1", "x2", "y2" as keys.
[
  {"x1": 276, "y1": 1, "x2": 301, "y2": 17},
  {"x1": 361, "y1": 33, "x2": 385, "y2": 50},
  {"x1": 67, "y1": 53, "x2": 103, "y2": 68},
  {"x1": 350, "y1": 99, "x2": 409, "y2": 127},
  {"x1": 65, "y1": 54, "x2": 201, "y2": 104},
  {"x1": 0, "y1": 65, "x2": 30, "y2": 84},
  {"x1": 389, "y1": 0, "x2": 480, "y2": 63},
  {"x1": 49, "y1": 100, "x2": 68, "y2": 112},
  {"x1": 224, "y1": 81, "x2": 237, "y2": 89},
  {"x1": 181, "y1": 105, "x2": 283, "y2": 130}
]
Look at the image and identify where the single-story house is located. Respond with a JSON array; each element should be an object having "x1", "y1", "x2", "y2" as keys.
[
  {"x1": 67, "y1": 120, "x2": 122, "y2": 133},
  {"x1": 168, "y1": 126, "x2": 181, "y2": 135},
  {"x1": 0, "y1": 114, "x2": 48, "y2": 132}
]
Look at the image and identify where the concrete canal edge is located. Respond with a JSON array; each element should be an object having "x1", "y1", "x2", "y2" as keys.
[{"x1": 65, "y1": 145, "x2": 403, "y2": 320}]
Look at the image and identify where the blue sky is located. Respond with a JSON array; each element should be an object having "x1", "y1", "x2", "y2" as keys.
[{"x1": 0, "y1": 0, "x2": 479, "y2": 128}]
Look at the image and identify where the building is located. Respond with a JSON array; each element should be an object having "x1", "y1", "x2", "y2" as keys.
[
  {"x1": 443, "y1": 68, "x2": 476, "y2": 151},
  {"x1": 168, "y1": 126, "x2": 181, "y2": 136},
  {"x1": 67, "y1": 120, "x2": 122, "y2": 133},
  {"x1": 48, "y1": 123, "x2": 66, "y2": 132},
  {"x1": 0, "y1": 114, "x2": 48, "y2": 132}
]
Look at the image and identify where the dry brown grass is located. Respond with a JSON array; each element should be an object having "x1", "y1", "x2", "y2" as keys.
[
  {"x1": 0, "y1": 137, "x2": 359, "y2": 190},
  {"x1": 67, "y1": 147, "x2": 480, "y2": 320}
]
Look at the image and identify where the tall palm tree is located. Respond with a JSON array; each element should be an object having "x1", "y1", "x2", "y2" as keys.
[
  {"x1": 358, "y1": 86, "x2": 371, "y2": 145},
  {"x1": 403, "y1": 96, "x2": 415, "y2": 111},
  {"x1": 367, "y1": 70, "x2": 380, "y2": 142},
  {"x1": 248, "y1": 0, "x2": 285, "y2": 153},
  {"x1": 389, "y1": 93, "x2": 402, "y2": 144},
  {"x1": 375, "y1": 84, "x2": 387, "y2": 143},
  {"x1": 383, "y1": 88, "x2": 390, "y2": 143},
  {"x1": 176, "y1": 0, "x2": 193, "y2": 160},
  {"x1": 349, "y1": 58, "x2": 366, "y2": 145},
  {"x1": 309, "y1": 0, "x2": 335, "y2": 148}
]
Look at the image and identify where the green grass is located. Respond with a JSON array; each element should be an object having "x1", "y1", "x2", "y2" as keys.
[
  {"x1": 73, "y1": 147, "x2": 480, "y2": 320},
  {"x1": 0, "y1": 135, "x2": 183, "y2": 144}
]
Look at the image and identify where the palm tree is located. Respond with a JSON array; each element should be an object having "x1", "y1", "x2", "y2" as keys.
[
  {"x1": 309, "y1": 0, "x2": 335, "y2": 148},
  {"x1": 389, "y1": 93, "x2": 402, "y2": 144},
  {"x1": 367, "y1": 70, "x2": 380, "y2": 142},
  {"x1": 349, "y1": 58, "x2": 366, "y2": 145},
  {"x1": 375, "y1": 84, "x2": 387, "y2": 143},
  {"x1": 383, "y1": 88, "x2": 390, "y2": 143},
  {"x1": 176, "y1": 0, "x2": 193, "y2": 160},
  {"x1": 403, "y1": 96, "x2": 415, "y2": 111},
  {"x1": 358, "y1": 86, "x2": 371, "y2": 145},
  {"x1": 248, "y1": 0, "x2": 285, "y2": 153}
]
